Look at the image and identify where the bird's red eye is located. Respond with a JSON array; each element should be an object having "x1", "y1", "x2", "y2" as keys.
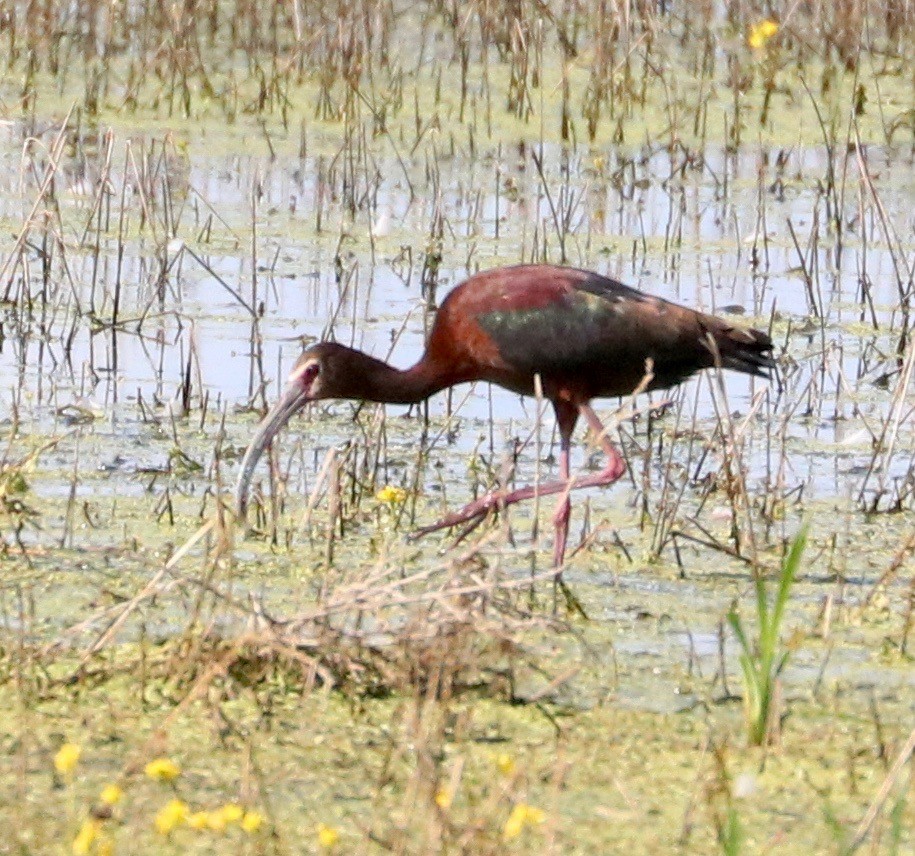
[{"x1": 292, "y1": 360, "x2": 319, "y2": 386}]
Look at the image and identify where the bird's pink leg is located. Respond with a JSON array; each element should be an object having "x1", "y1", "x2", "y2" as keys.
[
  {"x1": 413, "y1": 402, "x2": 626, "y2": 565},
  {"x1": 550, "y1": 400, "x2": 577, "y2": 567},
  {"x1": 551, "y1": 433, "x2": 572, "y2": 567}
]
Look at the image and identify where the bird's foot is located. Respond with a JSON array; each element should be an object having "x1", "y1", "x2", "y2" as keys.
[
  {"x1": 410, "y1": 489, "x2": 510, "y2": 541},
  {"x1": 410, "y1": 463, "x2": 625, "y2": 550}
]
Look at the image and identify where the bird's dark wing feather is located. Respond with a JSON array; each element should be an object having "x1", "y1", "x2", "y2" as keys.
[{"x1": 476, "y1": 269, "x2": 773, "y2": 398}]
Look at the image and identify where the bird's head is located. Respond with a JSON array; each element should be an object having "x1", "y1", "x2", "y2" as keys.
[{"x1": 234, "y1": 341, "x2": 355, "y2": 518}]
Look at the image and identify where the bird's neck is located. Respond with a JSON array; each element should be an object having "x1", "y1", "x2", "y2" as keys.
[{"x1": 343, "y1": 349, "x2": 448, "y2": 405}]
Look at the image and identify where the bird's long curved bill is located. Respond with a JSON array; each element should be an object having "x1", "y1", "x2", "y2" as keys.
[{"x1": 234, "y1": 384, "x2": 310, "y2": 518}]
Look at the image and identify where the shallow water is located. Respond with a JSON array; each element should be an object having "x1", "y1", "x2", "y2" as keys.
[{"x1": 2, "y1": 119, "x2": 913, "y2": 509}]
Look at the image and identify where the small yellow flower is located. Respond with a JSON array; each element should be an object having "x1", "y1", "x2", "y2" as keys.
[
  {"x1": 218, "y1": 804, "x2": 244, "y2": 824},
  {"x1": 145, "y1": 758, "x2": 181, "y2": 782},
  {"x1": 748, "y1": 19, "x2": 779, "y2": 50},
  {"x1": 154, "y1": 799, "x2": 189, "y2": 835},
  {"x1": 434, "y1": 788, "x2": 452, "y2": 809},
  {"x1": 187, "y1": 811, "x2": 210, "y2": 830},
  {"x1": 495, "y1": 753, "x2": 516, "y2": 776},
  {"x1": 503, "y1": 803, "x2": 546, "y2": 840},
  {"x1": 375, "y1": 485, "x2": 407, "y2": 504},
  {"x1": 99, "y1": 784, "x2": 124, "y2": 806},
  {"x1": 72, "y1": 818, "x2": 100, "y2": 855},
  {"x1": 55, "y1": 743, "x2": 82, "y2": 776},
  {"x1": 206, "y1": 810, "x2": 229, "y2": 833},
  {"x1": 317, "y1": 823, "x2": 340, "y2": 849},
  {"x1": 241, "y1": 811, "x2": 264, "y2": 834}
]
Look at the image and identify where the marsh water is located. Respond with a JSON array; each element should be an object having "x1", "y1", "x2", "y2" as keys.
[
  {"x1": 2, "y1": 83, "x2": 914, "y2": 710},
  {"x1": 3, "y1": 107, "x2": 913, "y2": 727},
  {"x1": 3, "y1": 127, "x2": 914, "y2": 495}
]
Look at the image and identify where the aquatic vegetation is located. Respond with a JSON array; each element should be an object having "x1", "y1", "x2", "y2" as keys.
[{"x1": 728, "y1": 525, "x2": 808, "y2": 746}]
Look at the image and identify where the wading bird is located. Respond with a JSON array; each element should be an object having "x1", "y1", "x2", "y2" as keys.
[{"x1": 235, "y1": 264, "x2": 774, "y2": 566}]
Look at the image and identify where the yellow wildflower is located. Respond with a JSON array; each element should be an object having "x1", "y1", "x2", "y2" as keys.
[
  {"x1": 144, "y1": 758, "x2": 181, "y2": 782},
  {"x1": 72, "y1": 818, "x2": 100, "y2": 855},
  {"x1": 99, "y1": 784, "x2": 124, "y2": 806},
  {"x1": 503, "y1": 803, "x2": 546, "y2": 840},
  {"x1": 55, "y1": 743, "x2": 82, "y2": 776},
  {"x1": 748, "y1": 19, "x2": 779, "y2": 50},
  {"x1": 206, "y1": 810, "x2": 228, "y2": 833},
  {"x1": 218, "y1": 804, "x2": 244, "y2": 824},
  {"x1": 187, "y1": 811, "x2": 210, "y2": 830},
  {"x1": 241, "y1": 811, "x2": 264, "y2": 834},
  {"x1": 317, "y1": 823, "x2": 340, "y2": 849},
  {"x1": 434, "y1": 788, "x2": 452, "y2": 809},
  {"x1": 495, "y1": 753, "x2": 516, "y2": 776},
  {"x1": 376, "y1": 485, "x2": 407, "y2": 504},
  {"x1": 154, "y1": 799, "x2": 189, "y2": 835}
]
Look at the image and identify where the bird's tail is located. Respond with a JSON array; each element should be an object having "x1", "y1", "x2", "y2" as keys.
[{"x1": 705, "y1": 321, "x2": 776, "y2": 380}]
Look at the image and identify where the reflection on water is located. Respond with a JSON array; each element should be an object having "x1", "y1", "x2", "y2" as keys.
[{"x1": 1, "y1": 118, "x2": 913, "y2": 507}]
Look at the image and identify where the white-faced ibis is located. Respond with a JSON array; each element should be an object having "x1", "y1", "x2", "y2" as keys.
[{"x1": 235, "y1": 264, "x2": 774, "y2": 566}]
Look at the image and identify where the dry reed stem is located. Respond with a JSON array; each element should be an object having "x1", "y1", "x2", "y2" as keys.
[
  {"x1": 0, "y1": 108, "x2": 73, "y2": 289},
  {"x1": 849, "y1": 725, "x2": 915, "y2": 851}
]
